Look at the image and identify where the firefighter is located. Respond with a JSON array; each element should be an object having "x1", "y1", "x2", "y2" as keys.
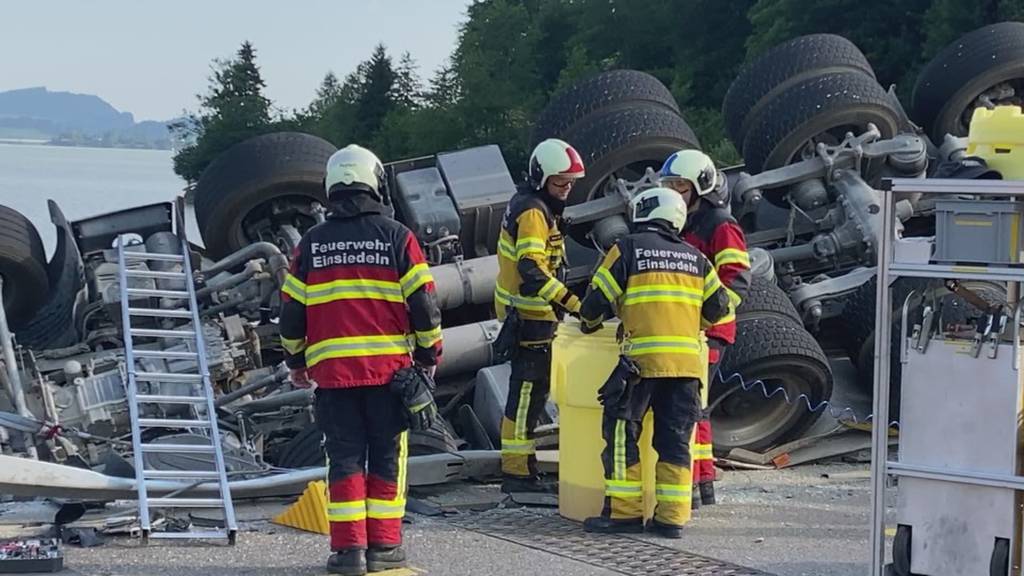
[
  {"x1": 495, "y1": 138, "x2": 585, "y2": 493},
  {"x1": 659, "y1": 149, "x2": 751, "y2": 508},
  {"x1": 579, "y1": 187, "x2": 730, "y2": 538},
  {"x1": 279, "y1": 144, "x2": 443, "y2": 576}
]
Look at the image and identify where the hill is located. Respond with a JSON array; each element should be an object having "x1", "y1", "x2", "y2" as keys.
[{"x1": 0, "y1": 87, "x2": 175, "y2": 149}]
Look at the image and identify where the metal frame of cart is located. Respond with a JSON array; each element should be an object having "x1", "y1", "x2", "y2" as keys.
[{"x1": 869, "y1": 177, "x2": 1024, "y2": 576}]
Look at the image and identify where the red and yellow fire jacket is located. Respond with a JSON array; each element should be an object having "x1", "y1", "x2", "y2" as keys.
[
  {"x1": 682, "y1": 205, "x2": 751, "y2": 346},
  {"x1": 279, "y1": 194, "x2": 443, "y2": 388}
]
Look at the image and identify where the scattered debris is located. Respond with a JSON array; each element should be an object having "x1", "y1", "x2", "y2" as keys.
[
  {"x1": 820, "y1": 470, "x2": 871, "y2": 481},
  {"x1": 508, "y1": 493, "x2": 558, "y2": 508},
  {"x1": 58, "y1": 527, "x2": 104, "y2": 548},
  {"x1": 725, "y1": 428, "x2": 898, "y2": 469},
  {"x1": 0, "y1": 538, "x2": 63, "y2": 573},
  {"x1": 405, "y1": 498, "x2": 446, "y2": 517}
]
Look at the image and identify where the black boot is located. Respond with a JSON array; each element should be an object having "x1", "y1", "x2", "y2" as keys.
[
  {"x1": 691, "y1": 487, "x2": 701, "y2": 511},
  {"x1": 649, "y1": 519, "x2": 684, "y2": 539},
  {"x1": 367, "y1": 546, "x2": 407, "y2": 572},
  {"x1": 700, "y1": 482, "x2": 716, "y2": 506},
  {"x1": 327, "y1": 549, "x2": 367, "y2": 576},
  {"x1": 501, "y1": 475, "x2": 556, "y2": 494},
  {"x1": 582, "y1": 516, "x2": 644, "y2": 534}
]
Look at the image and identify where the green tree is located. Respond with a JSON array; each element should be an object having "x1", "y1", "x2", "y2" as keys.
[
  {"x1": 745, "y1": 0, "x2": 933, "y2": 97},
  {"x1": 376, "y1": 63, "x2": 469, "y2": 159},
  {"x1": 172, "y1": 41, "x2": 277, "y2": 182},
  {"x1": 351, "y1": 44, "x2": 399, "y2": 145},
  {"x1": 922, "y1": 0, "x2": 1024, "y2": 57},
  {"x1": 451, "y1": 0, "x2": 546, "y2": 168},
  {"x1": 393, "y1": 52, "x2": 423, "y2": 109},
  {"x1": 308, "y1": 72, "x2": 344, "y2": 119}
]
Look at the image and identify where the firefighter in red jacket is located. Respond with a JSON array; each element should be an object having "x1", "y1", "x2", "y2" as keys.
[
  {"x1": 658, "y1": 149, "x2": 751, "y2": 508},
  {"x1": 280, "y1": 144, "x2": 442, "y2": 576}
]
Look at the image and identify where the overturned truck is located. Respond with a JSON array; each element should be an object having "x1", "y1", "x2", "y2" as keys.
[{"x1": 1, "y1": 22, "x2": 1022, "y2": 480}]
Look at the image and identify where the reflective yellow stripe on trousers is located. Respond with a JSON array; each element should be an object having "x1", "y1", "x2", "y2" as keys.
[
  {"x1": 502, "y1": 381, "x2": 536, "y2": 455},
  {"x1": 655, "y1": 483, "x2": 692, "y2": 504},
  {"x1": 693, "y1": 443, "x2": 714, "y2": 460},
  {"x1": 367, "y1": 431, "x2": 408, "y2": 520},
  {"x1": 327, "y1": 500, "x2": 367, "y2": 522},
  {"x1": 605, "y1": 420, "x2": 641, "y2": 498}
]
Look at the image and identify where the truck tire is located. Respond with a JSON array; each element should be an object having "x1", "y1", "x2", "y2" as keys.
[
  {"x1": 892, "y1": 525, "x2": 912, "y2": 576},
  {"x1": 563, "y1": 105, "x2": 701, "y2": 244},
  {"x1": 276, "y1": 424, "x2": 324, "y2": 469},
  {"x1": 17, "y1": 201, "x2": 84, "y2": 350},
  {"x1": 193, "y1": 132, "x2": 337, "y2": 259},
  {"x1": 532, "y1": 70, "x2": 680, "y2": 145},
  {"x1": 841, "y1": 275, "x2": 930, "y2": 385},
  {"x1": 723, "y1": 34, "x2": 876, "y2": 148},
  {"x1": 736, "y1": 276, "x2": 802, "y2": 324},
  {"x1": 16, "y1": 245, "x2": 82, "y2": 350},
  {"x1": 843, "y1": 275, "x2": 931, "y2": 421},
  {"x1": 913, "y1": 21, "x2": 1024, "y2": 142},
  {"x1": 741, "y1": 72, "x2": 902, "y2": 190},
  {"x1": 990, "y1": 538, "x2": 1010, "y2": 576},
  {"x1": 844, "y1": 276, "x2": 1006, "y2": 419},
  {"x1": 273, "y1": 416, "x2": 463, "y2": 469},
  {"x1": 712, "y1": 315, "x2": 833, "y2": 454},
  {"x1": 0, "y1": 204, "x2": 49, "y2": 328}
]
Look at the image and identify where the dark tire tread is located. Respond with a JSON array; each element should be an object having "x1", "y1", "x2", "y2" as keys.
[
  {"x1": 0, "y1": 204, "x2": 49, "y2": 327},
  {"x1": 193, "y1": 132, "x2": 337, "y2": 259},
  {"x1": 532, "y1": 70, "x2": 680, "y2": 145},
  {"x1": 724, "y1": 34, "x2": 875, "y2": 147}
]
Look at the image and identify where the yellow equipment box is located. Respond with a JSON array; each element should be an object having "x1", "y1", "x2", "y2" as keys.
[
  {"x1": 552, "y1": 319, "x2": 707, "y2": 523},
  {"x1": 966, "y1": 105, "x2": 1024, "y2": 180}
]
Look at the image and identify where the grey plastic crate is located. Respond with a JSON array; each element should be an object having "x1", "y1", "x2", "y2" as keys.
[{"x1": 933, "y1": 199, "x2": 1023, "y2": 264}]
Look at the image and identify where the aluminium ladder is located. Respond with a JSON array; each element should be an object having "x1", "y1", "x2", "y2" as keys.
[{"x1": 116, "y1": 234, "x2": 237, "y2": 544}]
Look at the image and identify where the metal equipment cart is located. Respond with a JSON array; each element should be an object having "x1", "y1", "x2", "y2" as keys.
[{"x1": 869, "y1": 178, "x2": 1024, "y2": 576}]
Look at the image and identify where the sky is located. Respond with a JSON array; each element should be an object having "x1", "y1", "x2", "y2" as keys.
[{"x1": 0, "y1": 0, "x2": 473, "y2": 121}]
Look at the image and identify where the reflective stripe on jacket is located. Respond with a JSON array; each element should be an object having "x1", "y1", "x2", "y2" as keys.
[
  {"x1": 495, "y1": 185, "x2": 580, "y2": 343},
  {"x1": 279, "y1": 194, "x2": 442, "y2": 388},
  {"x1": 682, "y1": 206, "x2": 751, "y2": 345},
  {"x1": 580, "y1": 223, "x2": 730, "y2": 379}
]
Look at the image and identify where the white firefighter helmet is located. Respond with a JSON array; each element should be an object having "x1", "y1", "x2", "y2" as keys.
[
  {"x1": 325, "y1": 144, "x2": 387, "y2": 201},
  {"x1": 630, "y1": 187, "x2": 688, "y2": 233},
  {"x1": 528, "y1": 138, "x2": 586, "y2": 189},
  {"x1": 658, "y1": 149, "x2": 719, "y2": 196}
]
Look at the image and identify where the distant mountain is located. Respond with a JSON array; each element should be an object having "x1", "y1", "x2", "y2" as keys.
[{"x1": 0, "y1": 87, "x2": 177, "y2": 149}]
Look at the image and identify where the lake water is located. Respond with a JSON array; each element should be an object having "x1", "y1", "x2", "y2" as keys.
[{"x1": 0, "y1": 143, "x2": 187, "y2": 257}]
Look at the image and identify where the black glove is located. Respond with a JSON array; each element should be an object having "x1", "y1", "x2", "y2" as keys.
[
  {"x1": 492, "y1": 308, "x2": 521, "y2": 364},
  {"x1": 390, "y1": 366, "x2": 438, "y2": 432},
  {"x1": 579, "y1": 318, "x2": 603, "y2": 334},
  {"x1": 598, "y1": 355, "x2": 640, "y2": 409}
]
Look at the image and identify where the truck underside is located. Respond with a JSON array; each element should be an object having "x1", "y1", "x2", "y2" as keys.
[{"x1": 0, "y1": 22, "x2": 1022, "y2": 490}]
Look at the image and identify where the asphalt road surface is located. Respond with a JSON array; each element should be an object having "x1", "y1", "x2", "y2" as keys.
[{"x1": 57, "y1": 462, "x2": 887, "y2": 576}]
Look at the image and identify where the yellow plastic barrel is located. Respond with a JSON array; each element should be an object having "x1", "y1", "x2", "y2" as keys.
[
  {"x1": 552, "y1": 319, "x2": 707, "y2": 523},
  {"x1": 966, "y1": 105, "x2": 1024, "y2": 180}
]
